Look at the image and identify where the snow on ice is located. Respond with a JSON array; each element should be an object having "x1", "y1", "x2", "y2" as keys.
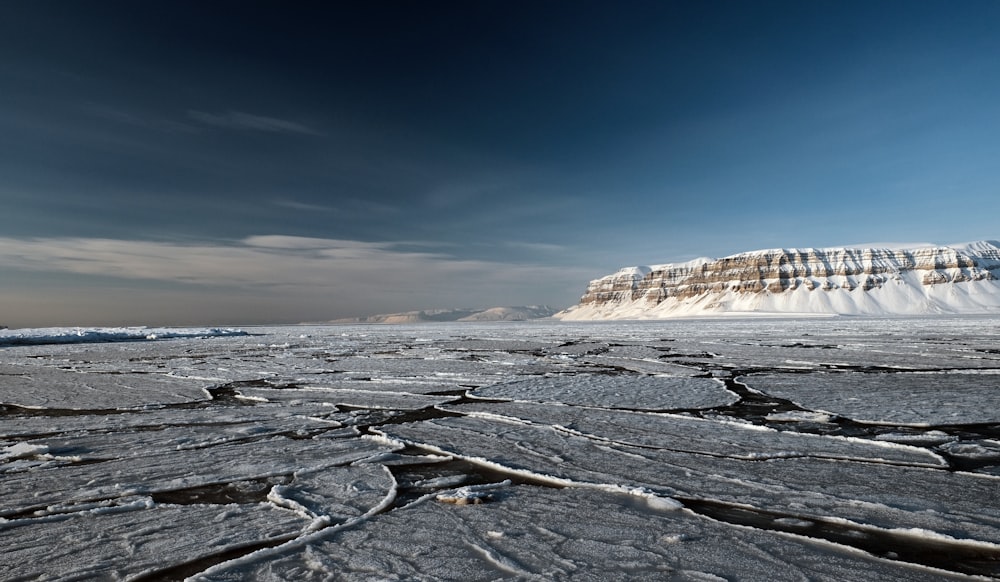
[
  {"x1": 468, "y1": 375, "x2": 737, "y2": 411},
  {"x1": 1, "y1": 319, "x2": 1000, "y2": 580},
  {"x1": 744, "y1": 372, "x2": 1000, "y2": 426}
]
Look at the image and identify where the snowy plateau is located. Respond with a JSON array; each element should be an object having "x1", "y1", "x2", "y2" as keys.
[
  {"x1": 2, "y1": 318, "x2": 1000, "y2": 580},
  {"x1": 556, "y1": 240, "x2": 1000, "y2": 320}
]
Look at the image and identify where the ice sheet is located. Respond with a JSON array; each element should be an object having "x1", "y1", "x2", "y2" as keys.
[
  {"x1": 0, "y1": 502, "x2": 307, "y2": 581},
  {"x1": 743, "y1": 372, "x2": 1000, "y2": 425},
  {"x1": 379, "y1": 416, "x2": 1000, "y2": 543},
  {"x1": 578, "y1": 354, "x2": 704, "y2": 376},
  {"x1": 0, "y1": 364, "x2": 214, "y2": 409},
  {"x1": 1, "y1": 436, "x2": 396, "y2": 517},
  {"x1": 469, "y1": 375, "x2": 737, "y2": 411},
  {"x1": 194, "y1": 486, "x2": 966, "y2": 582},
  {"x1": 0, "y1": 402, "x2": 350, "y2": 439},
  {"x1": 266, "y1": 463, "x2": 396, "y2": 522},
  {"x1": 447, "y1": 401, "x2": 945, "y2": 466},
  {"x1": 233, "y1": 386, "x2": 459, "y2": 410}
]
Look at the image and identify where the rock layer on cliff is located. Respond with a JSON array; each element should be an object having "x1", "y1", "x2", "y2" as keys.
[{"x1": 556, "y1": 241, "x2": 1000, "y2": 319}]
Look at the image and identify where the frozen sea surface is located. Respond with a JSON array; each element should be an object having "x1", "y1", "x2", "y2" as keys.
[{"x1": 1, "y1": 318, "x2": 1000, "y2": 580}]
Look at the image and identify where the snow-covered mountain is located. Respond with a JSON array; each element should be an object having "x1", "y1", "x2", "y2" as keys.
[
  {"x1": 330, "y1": 305, "x2": 559, "y2": 324},
  {"x1": 556, "y1": 241, "x2": 1000, "y2": 320},
  {"x1": 455, "y1": 305, "x2": 560, "y2": 322}
]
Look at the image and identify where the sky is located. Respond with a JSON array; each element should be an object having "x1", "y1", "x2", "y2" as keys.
[{"x1": 2, "y1": 1, "x2": 999, "y2": 327}]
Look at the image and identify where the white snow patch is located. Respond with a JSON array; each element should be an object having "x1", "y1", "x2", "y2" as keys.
[
  {"x1": 436, "y1": 480, "x2": 512, "y2": 505},
  {"x1": 0, "y1": 442, "x2": 50, "y2": 460}
]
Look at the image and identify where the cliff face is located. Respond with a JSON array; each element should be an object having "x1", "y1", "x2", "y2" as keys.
[{"x1": 557, "y1": 241, "x2": 1000, "y2": 319}]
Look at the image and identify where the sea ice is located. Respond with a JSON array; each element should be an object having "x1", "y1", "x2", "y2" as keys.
[
  {"x1": 193, "y1": 486, "x2": 966, "y2": 581},
  {"x1": 0, "y1": 502, "x2": 307, "y2": 581},
  {"x1": 232, "y1": 386, "x2": 460, "y2": 410},
  {"x1": 266, "y1": 463, "x2": 396, "y2": 522},
  {"x1": 468, "y1": 375, "x2": 737, "y2": 411},
  {"x1": 0, "y1": 363, "x2": 215, "y2": 409},
  {"x1": 448, "y1": 401, "x2": 944, "y2": 465},
  {"x1": 0, "y1": 401, "x2": 347, "y2": 439},
  {"x1": 743, "y1": 372, "x2": 1000, "y2": 425},
  {"x1": 0, "y1": 436, "x2": 397, "y2": 518},
  {"x1": 2, "y1": 318, "x2": 999, "y2": 580},
  {"x1": 379, "y1": 416, "x2": 1000, "y2": 543}
]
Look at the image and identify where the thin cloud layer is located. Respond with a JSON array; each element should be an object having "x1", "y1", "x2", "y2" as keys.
[
  {"x1": 272, "y1": 199, "x2": 337, "y2": 213},
  {"x1": 188, "y1": 111, "x2": 323, "y2": 136},
  {"x1": 0, "y1": 236, "x2": 539, "y2": 285},
  {"x1": 0, "y1": 236, "x2": 586, "y2": 325}
]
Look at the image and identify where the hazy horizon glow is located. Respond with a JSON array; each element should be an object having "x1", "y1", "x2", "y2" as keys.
[{"x1": 2, "y1": 1, "x2": 999, "y2": 327}]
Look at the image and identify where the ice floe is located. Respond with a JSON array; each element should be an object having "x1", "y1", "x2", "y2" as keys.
[
  {"x1": 0, "y1": 502, "x2": 307, "y2": 581},
  {"x1": 469, "y1": 375, "x2": 737, "y2": 411},
  {"x1": 232, "y1": 386, "x2": 461, "y2": 410},
  {"x1": 0, "y1": 363, "x2": 217, "y2": 409},
  {"x1": 446, "y1": 401, "x2": 945, "y2": 465},
  {"x1": 743, "y1": 372, "x2": 1000, "y2": 425}
]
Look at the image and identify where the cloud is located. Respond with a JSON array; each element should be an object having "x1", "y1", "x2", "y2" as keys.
[
  {"x1": 0, "y1": 236, "x2": 430, "y2": 286},
  {"x1": 0, "y1": 236, "x2": 589, "y2": 322},
  {"x1": 86, "y1": 105, "x2": 201, "y2": 134},
  {"x1": 188, "y1": 110, "x2": 323, "y2": 136},
  {"x1": 272, "y1": 199, "x2": 337, "y2": 213},
  {"x1": 502, "y1": 241, "x2": 567, "y2": 254},
  {"x1": 242, "y1": 234, "x2": 365, "y2": 250}
]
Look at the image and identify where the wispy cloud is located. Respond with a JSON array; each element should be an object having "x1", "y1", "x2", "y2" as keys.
[
  {"x1": 0, "y1": 236, "x2": 588, "y2": 318},
  {"x1": 502, "y1": 241, "x2": 567, "y2": 254},
  {"x1": 86, "y1": 105, "x2": 201, "y2": 134},
  {"x1": 188, "y1": 110, "x2": 323, "y2": 136},
  {"x1": 272, "y1": 199, "x2": 337, "y2": 213},
  {"x1": 0, "y1": 236, "x2": 425, "y2": 286}
]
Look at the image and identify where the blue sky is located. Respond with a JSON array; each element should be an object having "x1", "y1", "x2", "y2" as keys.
[{"x1": 2, "y1": 1, "x2": 999, "y2": 326}]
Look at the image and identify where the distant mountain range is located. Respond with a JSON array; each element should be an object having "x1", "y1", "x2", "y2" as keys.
[
  {"x1": 328, "y1": 305, "x2": 559, "y2": 324},
  {"x1": 556, "y1": 241, "x2": 1000, "y2": 320}
]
